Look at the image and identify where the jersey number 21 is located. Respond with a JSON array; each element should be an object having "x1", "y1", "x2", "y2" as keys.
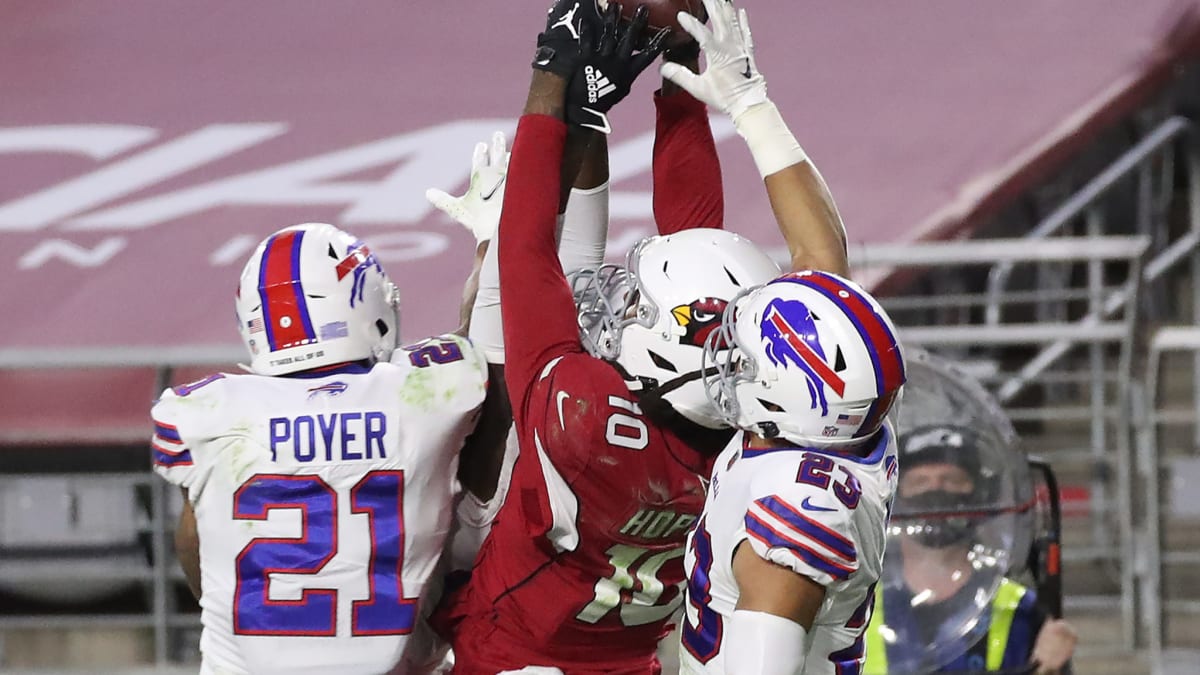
[{"x1": 232, "y1": 471, "x2": 415, "y2": 636}]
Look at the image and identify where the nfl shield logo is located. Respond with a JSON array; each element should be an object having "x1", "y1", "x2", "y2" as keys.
[{"x1": 823, "y1": 425, "x2": 839, "y2": 437}]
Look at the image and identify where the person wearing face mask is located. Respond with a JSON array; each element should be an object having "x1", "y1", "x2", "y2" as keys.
[{"x1": 862, "y1": 426, "x2": 1076, "y2": 675}]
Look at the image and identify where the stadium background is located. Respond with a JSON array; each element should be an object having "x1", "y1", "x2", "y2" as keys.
[{"x1": 1, "y1": 1, "x2": 1199, "y2": 672}]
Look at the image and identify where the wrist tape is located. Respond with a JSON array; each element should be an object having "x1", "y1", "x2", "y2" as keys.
[{"x1": 734, "y1": 100, "x2": 808, "y2": 179}]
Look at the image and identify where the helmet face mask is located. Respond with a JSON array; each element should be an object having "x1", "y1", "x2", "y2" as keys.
[
  {"x1": 702, "y1": 286, "x2": 756, "y2": 427},
  {"x1": 236, "y1": 223, "x2": 400, "y2": 376},
  {"x1": 573, "y1": 260, "x2": 653, "y2": 361},
  {"x1": 703, "y1": 270, "x2": 906, "y2": 447},
  {"x1": 573, "y1": 230, "x2": 781, "y2": 428}
]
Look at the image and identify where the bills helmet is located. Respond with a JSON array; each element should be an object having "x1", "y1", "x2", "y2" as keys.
[
  {"x1": 703, "y1": 270, "x2": 905, "y2": 446},
  {"x1": 573, "y1": 229, "x2": 781, "y2": 428},
  {"x1": 236, "y1": 223, "x2": 400, "y2": 376}
]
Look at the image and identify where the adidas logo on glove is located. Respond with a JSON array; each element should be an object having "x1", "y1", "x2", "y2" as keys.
[{"x1": 585, "y1": 65, "x2": 617, "y2": 103}]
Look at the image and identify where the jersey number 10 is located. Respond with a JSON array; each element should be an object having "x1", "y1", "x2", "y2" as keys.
[{"x1": 232, "y1": 471, "x2": 415, "y2": 636}]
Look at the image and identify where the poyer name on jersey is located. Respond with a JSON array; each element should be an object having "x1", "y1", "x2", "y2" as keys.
[{"x1": 269, "y1": 411, "x2": 387, "y2": 463}]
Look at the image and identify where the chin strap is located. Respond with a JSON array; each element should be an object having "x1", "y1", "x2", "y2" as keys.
[
  {"x1": 606, "y1": 359, "x2": 717, "y2": 399},
  {"x1": 603, "y1": 359, "x2": 735, "y2": 457},
  {"x1": 603, "y1": 359, "x2": 735, "y2": 455}
]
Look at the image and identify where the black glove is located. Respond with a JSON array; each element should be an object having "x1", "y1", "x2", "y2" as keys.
[
  {"x1": 532, "y1": 0, "x2": 600, "y2": 79},
  {"x1": 564, "y1": 3, "x2": 670, "y2": 134}
]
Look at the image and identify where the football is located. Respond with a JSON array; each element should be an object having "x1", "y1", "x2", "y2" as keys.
[{"x1": 598, "y1": 0, "x2": 706, "y2": 48}]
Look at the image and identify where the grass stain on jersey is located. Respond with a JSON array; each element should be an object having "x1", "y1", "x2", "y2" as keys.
[
  {"x1": 226, "y1": 437, "x2": 258, "y2": 486},
  {"x1": 400, "y1": 368, "x2": 437, "y2": 409}
]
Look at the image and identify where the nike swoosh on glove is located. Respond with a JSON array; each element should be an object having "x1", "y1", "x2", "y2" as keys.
[
  {"x1": 660, "y1": 0, "x2": 768, "y2": 123},
  {"x1": 425, "y1": 131, "x2": 510, "y2": 243}
]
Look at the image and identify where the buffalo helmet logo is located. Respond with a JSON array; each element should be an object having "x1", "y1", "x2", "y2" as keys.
[
  {"x1": 334, "y1": 241, "x2": 384, "y2": 308},
  {"x1": 759, "y1": 298, "x2": 847, "y2": 416}
]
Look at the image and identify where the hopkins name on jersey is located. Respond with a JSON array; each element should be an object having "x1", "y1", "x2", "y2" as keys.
[
  {"x1": 151, "y1": 334, "x2": 486, "y2": 675},
  {"x1": 679, "y1": 427, "x2": 898, "y2": 675}
]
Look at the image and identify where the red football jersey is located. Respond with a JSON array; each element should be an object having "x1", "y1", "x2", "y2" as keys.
[
  {"x1": 446, "y1": 353, "x2": 710, "y2": 674},
  {"x1": 439, "y1": 92, "x2": 726, "y2": 674}
]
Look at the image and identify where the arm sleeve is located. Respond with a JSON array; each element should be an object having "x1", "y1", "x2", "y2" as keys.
[
  {"x1": 498, "y1": 114, "x2": 583, "y2": 422},
  {"x1": 652, "y1": 91, "x2": 724, "y2": 234},
  {"x1": 726, "y1": 610, "x2": 809, "y2": 675},
  {"x1": 469, "y1": 184, "x2": 608, "y2": 365},
  {"x1": 742, "y1": 493, "x2": 860, "y2": 587},
  {"x1": 467, "y1": 242, "x2": 504, "y2": 364},
  {"x1": 449, "y1": 443, "x2": 515, "y2": 573},
  {"x1": 556, "y1": 183, "x2": 610, "y2": 274}
]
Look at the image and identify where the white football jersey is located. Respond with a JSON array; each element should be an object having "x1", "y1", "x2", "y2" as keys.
[
  {"x1": 678, "y1": 424, "x2": 898, "y2": 675},
  {"x1": 152, "y1": 334, "x2": 487, "y2": 675}
]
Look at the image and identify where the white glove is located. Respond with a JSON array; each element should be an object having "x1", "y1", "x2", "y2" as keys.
[
  {"x1": 659, "y1": 0, "x2": 768, "y2": 123},
  {"x1": 426, "y1": 131, "x2": 509, "y2": 243}
]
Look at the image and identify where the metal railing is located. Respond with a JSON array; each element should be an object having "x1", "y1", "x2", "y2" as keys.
[
  {"x1": 983, "y1": 116, "x2": 1192, "y2": 326},
  {"x1": 970, "y1": 115, "x2": 1199, "y2": 670},
  {"x1": 1139, "y1": 327, "x2": 1200, "y2": 675}
]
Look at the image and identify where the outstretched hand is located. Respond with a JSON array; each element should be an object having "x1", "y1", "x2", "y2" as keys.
[
  {"x1": 564, "y1": 3, "x2": 671, "y2": 133},
  {"x1": 426, "y1": 131, "x2": 509, "y2": 243},
  {"x1": 660, "y1": 0, "x2": 768, "y2": 121}
]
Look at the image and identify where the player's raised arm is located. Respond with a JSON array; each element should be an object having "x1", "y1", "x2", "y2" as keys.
[
  {"x1": 493, "y1": 84, "x2": 574, "y2": 405},
  {"x1": 501, "y1": 2, "x2": 668, "y2": 407},
  {"x1": 429, "y1": 129, "x2": 608, "y2": 363},
  {"x1": 662, "y1": 0, "x2": 849, "y2": 276},
  {"x1": 427, "y1": 132, "x2": 509, "y2": 339},
  {"x1": 557, "y1": 130, "x2": 611, "y2": 274},
  {"x1": 653, "y1": 38, "x2": 725, "y2": 234}
]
